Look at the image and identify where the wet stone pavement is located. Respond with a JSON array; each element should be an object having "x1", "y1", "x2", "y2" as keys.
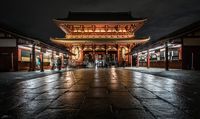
[{"x1": 0, "y1": 68, "x2": 200, "y2": 119}]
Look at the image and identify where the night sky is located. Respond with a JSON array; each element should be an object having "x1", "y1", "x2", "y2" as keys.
[{"x1": 0, "y1": 0, "x2": 200, "y2": 43}]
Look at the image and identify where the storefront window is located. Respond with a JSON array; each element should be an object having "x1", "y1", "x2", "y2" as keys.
[
  {"x1": 21, "y1": 50, "x2": 30, "y2": 62},
  {"x1": 150, "y1": 53, "x2": 157, "y2": 60},
  {"x1": 172, "y1": 50, "x2": 179, "y2": 60},
  {"x1": 139, "y1": 54, "x2": 146, "y2": 62},
  {"x1": 160, "y1": 51, "x2": 165, "y2": 61},
  {"x1": 43, "y1": 52, "x2": 51, "y2": 63}
]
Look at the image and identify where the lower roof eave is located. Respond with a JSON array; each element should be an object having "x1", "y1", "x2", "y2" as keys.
[{"x1": 50, "y1": 37, "x2": 150, "y2": 44}]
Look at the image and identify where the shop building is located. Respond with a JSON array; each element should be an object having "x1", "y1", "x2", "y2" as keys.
[
  {"x1": 131, "y1": 20, "x2": 200, "y2": 70},
  {"x1": 0, "y1": 25, "x2": 68, "y2": 72}
]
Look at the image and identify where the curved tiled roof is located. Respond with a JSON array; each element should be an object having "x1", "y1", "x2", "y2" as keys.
[{"x1": 56, "y1": 12, "x2": 146, "y2": 21}]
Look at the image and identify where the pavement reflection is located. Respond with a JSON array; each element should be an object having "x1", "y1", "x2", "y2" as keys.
[{"x1": 0, "y1": 68, "x2": 199, "y2": 118}]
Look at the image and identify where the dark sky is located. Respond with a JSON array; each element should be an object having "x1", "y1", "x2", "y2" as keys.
[{"x1": 0, "y1": 0, "x2": 200, "y2": 43}]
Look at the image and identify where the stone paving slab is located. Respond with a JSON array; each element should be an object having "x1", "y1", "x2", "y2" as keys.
[
  {"x1": 115, "y1": 110, "x2": 154, "y2": 119},
  {"x1": 125, "y1": 67, "x2": 200, "y2": 83},
  {"x1": 35, "y1": 109, "x2": 79, "y2": 119},
  {"x1": 1, "y1": 68, "x2": 200, "y2": 118},
  {"x1": 77, "y1": 98, "x2": 112, "y2": 119},
  {"x1": 130, "y1": 88, "x2": 157, "y2": 99},
  {"x1": 141, "y1": 99, "x2": 189, "y2": 119}
]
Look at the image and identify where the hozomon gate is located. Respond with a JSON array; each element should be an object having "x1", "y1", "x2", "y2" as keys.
[{"x1": 51, "y1": 12, "x2": 149, "y2": 67}]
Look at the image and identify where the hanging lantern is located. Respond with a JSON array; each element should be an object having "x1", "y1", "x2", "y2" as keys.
[
  {"x1": 114, "y1": 25, "x2": 119, "y2": 32},
  {"x1": 105, "y1": 25, "x2": 109, "y2": 32},
  {"x1": 92, "y1": 25, "x2": 96, "y2": 32},
  {"x1": 81, "y1": 25, "x2": 84, "y2": 32}
]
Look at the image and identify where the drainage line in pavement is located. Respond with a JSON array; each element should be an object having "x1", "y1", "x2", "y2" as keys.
[
  {"x1": 142, "y1": 87, "x2": 191, "y2": 116},
  {"x1": 127, "y1": 89, "x2": 158, "y2": 119}
]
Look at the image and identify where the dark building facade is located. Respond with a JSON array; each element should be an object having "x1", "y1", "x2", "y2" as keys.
[
  {"x1": 132, "y1": 20, "x2": 200, "y2": 70},
  {"x1": 0, "y1": 25, "x2": 68, "y2": 72}
]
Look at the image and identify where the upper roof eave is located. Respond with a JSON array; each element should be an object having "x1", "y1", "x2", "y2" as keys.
[{"x1": 53, "y1": 19, "x2": 147, "y2": 23}]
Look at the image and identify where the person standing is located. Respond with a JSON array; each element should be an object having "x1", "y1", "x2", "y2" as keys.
[
  {"x1": 36, "y1": 56, "x2": 41, "y2": 70},
  {"x1": 57, "y1": 57, "x2": 62, "y2": 70},
  {"x1": 51, "y1": 58, "x2": 55, "y2": 70}
]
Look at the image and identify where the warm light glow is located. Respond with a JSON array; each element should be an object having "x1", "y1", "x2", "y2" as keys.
[
  {"x1": 65, "y1": 34, "x2": 134, "y2": 39},
  {"x1": 72, "y1": 46, "x2": 80, "y2": 60},
  {"x1": 149, "y1": 45, "x2": 165, "y2": 52},
  {"x1": 18, "y1": 45, "x2": 31, "y2": 50},
  {"x1": 52, "y1": 21, "x2": 148, "y2": 66}
]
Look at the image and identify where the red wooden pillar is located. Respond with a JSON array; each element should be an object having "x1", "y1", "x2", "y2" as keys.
[
  {"x1": 61, "y1": 53, "x2": 64, "y2": 68},
  {"x1": 165, "y1": 42, "x2": 169, "y2": 71},
  {"x1": 147, "y1": 49, "x2": 150, "y2": 68},
  {"x1": 40, "y1": 52, "x2": 44, "y2": 72},
  {"x1": 31, "y1": 44, "x2": 36, "y2": 71},
  {"x1": 80, "y1": 45, "x2": 84, "y2": 62},
  {"x1": 179, "y1": 47, "x2": 182, "y2": 60},
  {"x1": 105, "y1": 44, "x2": 107, "y2": 54},
  {"x1": 128, "y1": 46, "x2": 131, "y2": 66},
  {"x1": 117, "y1": 45, "x2": 120, "y2": 64},
  {"x1": 136, "y1": 52, "x2": 139, "y2": 67},
  {"x1": 92, "y1": 44, "x2": 95, "y2": 61},
  {"x1": 18, "y1": 48, "x2": 21, "y2": 71},
  {"x1": 118, "y1": 45, "x2": 120, "y2": 64},
  {"x1": 18, "y1": 48, "x2": 21, "y2": 62},
  {"x1": 51, "y1": 51, "x2": 54, "y2": 70},
  {"x1": 69, "y1": 45, "x2": 73, "y2": 61},
  {"x1": 130, "y1": 55, "x2": 133, "y2": 67},
  {"x1": 39, "y1": 49, "x2": 44, "y2": 72},
  {"x1": 28, "y1": 53, "x2": 32, "y2": 71}
]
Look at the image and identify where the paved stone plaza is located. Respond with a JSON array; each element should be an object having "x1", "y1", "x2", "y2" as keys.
[{"x1": 0, "y1": 68, "x2": 200, "y2": 119}]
